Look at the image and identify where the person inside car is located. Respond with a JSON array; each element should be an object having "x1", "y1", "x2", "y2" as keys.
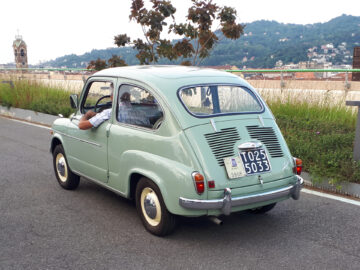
[
  {"x1": 78, "y1": 83, "x2": 114, "y2": 130},
  {"x1": 117, "y1": 91, "x2": 150, "y2": 127}
]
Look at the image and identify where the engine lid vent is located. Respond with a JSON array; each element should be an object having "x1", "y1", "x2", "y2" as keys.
[
  {"x1": 204, "y1": 127, "x2": 241, "y2": 166},
  {"x1": 246, "y1": 125, "x2": 284, "y2": 158}
]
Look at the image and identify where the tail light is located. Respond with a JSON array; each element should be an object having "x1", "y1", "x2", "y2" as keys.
[
  {"x1": 192, "y1": 172, "x2": 205, "y2": 194},
  {"x1": 293, "y1": 158, "x2": 303, "y2": 175}
]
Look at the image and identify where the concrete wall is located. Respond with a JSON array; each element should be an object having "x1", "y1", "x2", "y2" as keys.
[
  {"x1": 248, "y1": 79, "x2": 360, "y2": 108},
  {"x1": 2, "y1": 72, "x2": 360, "y2": 106},
  {"x1": 0, "y1": 72, "x2": 90, "y2": 93}
]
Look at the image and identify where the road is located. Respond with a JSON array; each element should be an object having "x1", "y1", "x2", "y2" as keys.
[{"x1": 1, "y1": 116, "x2": 360, "y2": 270}]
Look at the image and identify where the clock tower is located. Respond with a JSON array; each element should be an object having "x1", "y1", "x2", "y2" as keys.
[{"x1": 13, "y1": 33, "x2": 28, "y2": 68}]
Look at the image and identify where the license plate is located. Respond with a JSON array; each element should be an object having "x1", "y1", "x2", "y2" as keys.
[
  {"x1": 239, "y1": 149, "x2": 271, "y2": 175},
  {"x1": 223, "y1": 156, "x2": 247, "y2": 179}
]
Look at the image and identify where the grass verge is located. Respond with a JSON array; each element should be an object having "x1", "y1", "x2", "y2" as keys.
[
  {"x1": 268, "y1": 99, "x2": 360, "y2": 185},
  {"x1": 0, "y1": 79, "x2": 75, "y2": 117}
]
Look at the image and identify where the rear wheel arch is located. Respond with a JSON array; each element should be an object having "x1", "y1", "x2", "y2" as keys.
[
  {"x1": 129, "y1": 173, "x2": 143, "y2": 200},
  {"x1": 129, "y1": 172, "x2": 176, "y2": 216},
  {"x1": 129, "y1": 172, "x2": 166, "y2": 200}
]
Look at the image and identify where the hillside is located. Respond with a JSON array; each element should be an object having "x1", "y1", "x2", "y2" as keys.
[{"x1": 42, "y1": 14, "x2": 360, "y2": 69}]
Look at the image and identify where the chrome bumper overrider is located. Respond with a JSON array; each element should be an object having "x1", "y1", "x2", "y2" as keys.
[{"x1": 179, "y1": 176, "x2": 304, "y2": 215}]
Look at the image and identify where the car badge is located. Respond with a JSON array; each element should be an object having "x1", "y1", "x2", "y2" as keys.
[{"x1": 238, "y1": 142, "x2": 263, "y2": 151}]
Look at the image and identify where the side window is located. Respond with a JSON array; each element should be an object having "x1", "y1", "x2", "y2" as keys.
[
  {"x1": 82, "y1": 81, "x2": 113, "y2": 113},
  {"x1": 117, "y1": 85, "x2": 163, "y2": 129}
]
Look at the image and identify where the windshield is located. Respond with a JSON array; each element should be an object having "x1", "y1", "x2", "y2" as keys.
[{"x1": 178, "y1": 85, "x2": 263, "y2": 117}]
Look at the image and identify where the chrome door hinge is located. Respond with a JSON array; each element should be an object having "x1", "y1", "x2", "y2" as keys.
[
  {"x1": 210, "y1": 119, "x2": 218, "y2": 132},
  {"x1": 258, "y1": 115, "x2": 265, "y2": 127},
  {"x1": 106, "y1": 125, "x2": 111, "y2": 137}
]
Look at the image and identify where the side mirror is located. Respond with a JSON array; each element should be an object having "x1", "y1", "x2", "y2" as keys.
[{"x1": 70, "y1": 94, "x2": 78, "y2": 109}]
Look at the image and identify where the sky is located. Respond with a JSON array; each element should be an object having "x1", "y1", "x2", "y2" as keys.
[{"x1": 1, "y1": 0, "x2": 360, "y2": 65}]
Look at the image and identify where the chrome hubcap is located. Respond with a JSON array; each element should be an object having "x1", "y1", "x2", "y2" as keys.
[
  {"x1": 57, "y1": 157, "x2": 66, "y2": 177},
  {"x1": 55, "y1": 153, "x2": 68, "y2": 182},
  {"x1": 144, "y1": 193, "x2": 157, "y2": 219}
]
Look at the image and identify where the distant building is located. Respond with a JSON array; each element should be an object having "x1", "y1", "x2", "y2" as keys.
[
  {"x1": 204, "y1": 65, "x2": 239, "y2": 70},
  {"x1": 13, "y1": 33, "x2": 28, "y2": 68},
  {"x1": 279, "y1": 38, "x2": 289, "y2": 42},
  {"x1": 298, "y1": 61, "x2": 326, "y2": 69},
  {"x1": 275, "y1": 60, "x2": 283, "y2": 67}
]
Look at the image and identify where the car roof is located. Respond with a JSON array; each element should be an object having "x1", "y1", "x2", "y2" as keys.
[
  {"x1": 92, "y1": 65, "x2": 266, "y2": 129},
  {"x1": 93, "y1": 65, "x2": 241, "y2": 83}
]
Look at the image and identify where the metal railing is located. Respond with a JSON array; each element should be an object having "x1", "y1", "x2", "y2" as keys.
[
  {"x1": 225, "y1": 69, "x2": 360, "y2": 89},
  {"x1": 1, "y1": 67, "x2": 360, "y2": 74},
  {"x1": 225, "y1": 69, "x2": 360, "y2": 73},
  {"x1": 0, "y1": 67, "x2": 94, "y2": 72}
]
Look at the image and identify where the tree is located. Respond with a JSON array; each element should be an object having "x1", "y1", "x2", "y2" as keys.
[
  {"x1": 87, "y1": 58, "x2": 107, "y2": 71},
  {"x1": 114, "y1": 0, "x2": 244, "y2": 65},
  {"x1": 171, "y1": 1, "x2": 245, "y2": 65},
  {"x1": 115, "y1": 0, "x2": 176, "y2": 65},
  {"x1": 108, "y1": 55, "x2": 128, "y2": 67},
  {"x1": 87, "y1": 55, "x2": 127, "y2": 71}
]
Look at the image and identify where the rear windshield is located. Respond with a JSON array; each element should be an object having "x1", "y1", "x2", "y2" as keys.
[{"x1": 178, "y1": 85, "x2": 263, "y2": 117}]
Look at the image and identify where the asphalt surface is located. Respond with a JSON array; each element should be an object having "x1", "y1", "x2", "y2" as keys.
[{"x1": 1, "y1": 116, "x2": 360, "y2": 270}]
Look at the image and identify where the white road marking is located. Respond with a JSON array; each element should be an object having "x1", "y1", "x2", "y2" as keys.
[
  {"x1": 302, "y1": 188, "x2": 360, "y2": 206},
  {"x1": 0, "y1": 116, "x2": 51, "y2": 130}
]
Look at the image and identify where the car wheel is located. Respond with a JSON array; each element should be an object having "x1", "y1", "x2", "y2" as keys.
[
  {"x1": 249, "y1": 203, "x2": 276, "y2": 214},
  {"x1": 53, "y1": 144, "x2": 80, "y2": 190},
  {"x1": 135, "y1": 177, "x2": 177, "y2": 236}
]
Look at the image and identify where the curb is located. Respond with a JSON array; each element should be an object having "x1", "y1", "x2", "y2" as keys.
[
  {"x1": 302, "y1": 172, "x2": 360, "y2": 199},
  {"x1": 0, "y1": 105, "x2": 58, "y2": 126},
  {"x1": 1, "y1": 105, "x2": 360, "y2": 200}
]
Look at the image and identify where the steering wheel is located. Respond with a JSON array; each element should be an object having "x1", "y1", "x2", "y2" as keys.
[{"x1": 94, "y1": 95, "x2": 111, "y2": 112}]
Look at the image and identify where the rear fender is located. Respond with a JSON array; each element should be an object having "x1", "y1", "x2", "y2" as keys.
[{"x1": 108, "y1": 150, "x2": 207, "y2": 216}]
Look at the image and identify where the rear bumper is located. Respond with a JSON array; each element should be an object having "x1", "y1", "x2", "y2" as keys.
[{"x1": 179, "y1": 175, "x2": 303, "y2": 215}]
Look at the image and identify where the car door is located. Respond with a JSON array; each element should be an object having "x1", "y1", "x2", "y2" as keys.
[
  {"x1": 66, "y1": 78, "x2": 115, "y2": 183},
  {"x1": 107, "y1": 83, "x2": 164, "y2": 193}
]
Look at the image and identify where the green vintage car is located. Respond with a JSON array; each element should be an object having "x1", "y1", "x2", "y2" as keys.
[{"x1": 51, "y1": 66, "x2": 303, "y2": 236}]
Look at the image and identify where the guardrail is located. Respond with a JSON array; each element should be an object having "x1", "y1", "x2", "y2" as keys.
[
  {"x1": 225, "y1": 69, "x2": 360, "y2": 89},
  {"x1": 225, "y1": 69, "x2": 360, "y2": 73}
]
